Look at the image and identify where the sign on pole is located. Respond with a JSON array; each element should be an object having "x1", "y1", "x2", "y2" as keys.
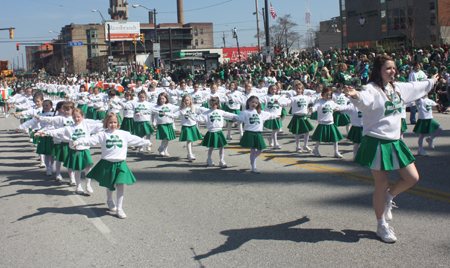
[
  {"x1": 262, "y1": 46, "x2": 274, "y2": 56},
  {"x1": 68, "y1": 41, "x2": 83, "y2": 47},
  {"x1": 153, "y1": 43, "x2": 160, "y2": 58}
]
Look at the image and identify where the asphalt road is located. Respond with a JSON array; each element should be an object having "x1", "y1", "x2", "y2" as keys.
[{"x1": 0, "y1": 112, "x2": 449, "y2": 267}]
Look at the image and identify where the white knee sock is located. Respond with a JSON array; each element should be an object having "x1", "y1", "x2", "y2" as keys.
[
  {"x1": 303, "y1": 132, "x2": 310, "y2": 147},
  {"x1": 187, "y1": 141, "x2": 193, "y2": 155},
  {"x1": 272, "y1": 129, "x2": 279, "y2": 145},
  {"x1": 68, "y1": 169, "x2": 75, "y2": 183},
  {"x1": 333, "y1": 142, "x2": 339, "y2": 154},
  {"x1": 250, "y1": 149, "x2": 256, "y2": 166},
  {"x1": 295, "y1": 135, "x2": 300, "y2": 148},
  {"x1": 219, "y1": 147, "x2": 225, "y2": 162},
  {"x1": 55, "y1": 161, "x2": 62, "y2": 176},
  {"x1": 227, "y1": 123, "x2": 232, "y2": 136},
  {"x1": 85, "y1": 164, "x2": 93, "y2": 187},
  {"x1": 116, "y1": 184, "x2": 125, "y2": 210},
  {"x1": 39, "y1": 154, "x2": 45, "y2": 165},
  {"x1": 314, "y1": 141, "x2": 320, "y2": 150},
  {"x1": 208, "y1": 147, "x2": 214, "y2": 160},
  {"x1": 418, "y1": 134, "x2": 426, "y2": 150},
  {"x1": 238, "y1": 123, "x2": 243, "y2": 137},
  {"x1": 106, "y1": 188, "x2": 113, "y2": 201},
  {"x1": 74, "y1": 170, "x2": 82, "y2": 188},
  {"x1": 430, "y1": 126, "x2": 443, "y2": 140},
  {"x1": 353, "y1": 143, "x2": 360, "y2": 159}
]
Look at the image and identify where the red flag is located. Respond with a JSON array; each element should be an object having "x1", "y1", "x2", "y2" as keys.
[{"x1": 270, "y1": 2, "x2": 277, "y2": 19}]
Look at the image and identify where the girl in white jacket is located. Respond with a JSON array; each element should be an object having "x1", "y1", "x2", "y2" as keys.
[
  {"x1": 197, "y1": 97, "x2": 236, "y2": 167},
  {"x1": 233, "y1": 96, "x2": 279, "y2": 173},
  {"x1": 174, "y1": 95, "x2": 206, "y2": 161},
  {"x1": 73, "y1": 113, "x2": 151, "y2": 219},
  {"x1": 413, "y1": 95, "x2": 443, "y2": 156}
]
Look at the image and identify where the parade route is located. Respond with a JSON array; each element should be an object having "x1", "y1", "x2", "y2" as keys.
[{"x1": 1, "y1": 113, "x2": 449, "y2": 267}]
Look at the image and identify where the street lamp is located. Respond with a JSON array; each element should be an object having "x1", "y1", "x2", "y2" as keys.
[
  {"x1": 91, "y1": 9, "x2": 106, "y2": 24},
  {"x1": 133, "y1": 4, "x2": 159, "y2": 67}
]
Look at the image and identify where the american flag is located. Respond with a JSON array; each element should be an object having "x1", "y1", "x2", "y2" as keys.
[{"x1": 270, "y1": 2, "x2": 277, "y2": 19}]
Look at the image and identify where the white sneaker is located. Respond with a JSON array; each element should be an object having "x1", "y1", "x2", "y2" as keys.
[
  {"x1": 164, "y1": 150, "x2": 170, "y2": 157},
  {"x1": 46, "y1": 168, "x2": 52, "y2": 176},
  {"x1": 418, "y1": 148, "x2": 429, "y2": 156},
  {"x1": 226, "y1": 135, "x2": 233, "y2": 140},
  {"x1": 107, "y1": 200, "x2": 117, "y2": 212},
  {"x1": 376, "y1": 223, "x2": 397, "y2": 243},
  {"x1": 296, "y1": 147, "x2": 302, "y2": 153},
  {"x1": 251, "y1": 167, "x2": 260, "y2": 174},
  {"x1": 334, "y1": 152, "x2": 343, "y2": 158},
  {"x1": 207, "y1": 158, "x2": 215, "y2": 166},
  {"x1": 279, "y1": 129, "x2": 283, "y2": 133},
  {"x1": 267, "y1": 137, "x2": 274, "y2": 147},
  {"x1": 117, "y1": 209, "x2": 127, "y2": 219},
  {"x1": 69, "y1": 180, "x2": 76, "y2": 186},
  {"x1": 313, "y1": 148, "x2": 321, "y2": 157},
  {"x1": 29, "y1": 138, "x2": 33, "y2": 143},
  {"x1": 138, "y1": 148, "x2": 144, "y2": 155},
  {"x1": 187, "y1": 154, "x2": 196, "y2": 161},
  {"x1": 158, "y1": 147, "x2": 165, "y2": 156},
  {"x1": 75, "y1": 186, "x2": 84, "y2": 195},
  {"x1": 219, "y1": 161, "x2": 227, "y2": 168},
  {"x1": 384, "y1": 200, "x2": 398, "y2": 221},
  {"x1": 146, "y1": 144, "x2": 152, "y2": 152},
  {"x1": 55, "y1": 174, "x2": 63, "y2": 182},
  {"x1": 86, "y1": 185, "x2": 94, "y2": 195},
  {"x1": 39, "y1": 162, "x2": 46, "y2": 168},
  {"x1": 303, "y1": 146, "x2": 312, "y2": 153},
  {"x1": 130, "y1": 146, "x2": 135, "y2": 150},
  {"x1": 426, "y1": 137, "x2": 434, "y2": 149},
  {"x1": 273, "y1": 144, "x2": 281, "y2": 149}
]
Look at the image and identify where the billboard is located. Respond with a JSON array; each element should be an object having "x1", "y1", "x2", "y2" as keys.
[
  {"x1": 105, "y1": 22, "x2": 140, "y2": 42},
  {"x1": 222, "y1": 47, "x2": 259, "y2": 63}
]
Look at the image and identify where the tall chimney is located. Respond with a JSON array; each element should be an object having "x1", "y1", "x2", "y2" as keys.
[
  {"x1": 177, "y1": 0, "x2": 184, "y2": 24},
  {"x1": 149, "y1": 11, "x2": 154, "y2": 24}
]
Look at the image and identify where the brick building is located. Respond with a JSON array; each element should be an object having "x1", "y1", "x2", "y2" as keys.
[{"x1": 339, "y1": 0, "x2": 450, "y2": 49}]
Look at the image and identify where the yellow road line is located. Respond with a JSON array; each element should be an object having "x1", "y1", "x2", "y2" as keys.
[{"x1": 227, "y1": 145, "x2": 450, "y2": 203}]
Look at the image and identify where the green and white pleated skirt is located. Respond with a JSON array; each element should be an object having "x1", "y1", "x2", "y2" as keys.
[
  {"x1": 115, "y1": 113, "x2": 123, "y2": 124},
  {"x1": 56, "y1": 142, "x2": 69, "y2": 162},
  {"x1": 36, "y1": 136, "x2": 55, "y2": 156},
  {"x1": 120, "y1": 117, "x2": 134, "y2": 132},
  {"x1": 31, "y1": 131, "x2": 39, "y2": 145},
  {"x1": 179, "y1": 125, "x2": 203, "y2": 141},
  {"x1": 77, "y1": 104, "x2": 88, "y2": 114},
  {"x1": 85, "y1": 107, "x2": 95, "y2": 119},
  {"x1": 310, "y1": 111, "x2": 318, "y2": 120},
  {"x1": 133, "y1": 121, "x2": 154, "y2": 137},
  {"x1": 86, "y1": 159, "x2": 136, "y2": 191},
  {"x1": 225, "y1": 108, "x2": 241, "y2": 123},
  {"x1": 96, "y1": 109, "x2": 106, "y2": 120},
  {"x1": 63, "y1": 149, "x2": 93, "y2": 171},
  {"x1": 311, "y1": 123, "x2": 344, "y2": 143},
  {"x1": 288, "y1": 115, "x2": 314, "y2": 134},
  {"x1": 333, "y1": 111, "x2": 351, "y2": 126},
  {"x1": 281, "y1": 107, "x2": 288, "y2": 117},
  {"x1": 401, "y1": 118, "x2": 408, "y2": 132},
  {"x1": 354, "y1": 135, "x2": 415, "y2": 171},
  {"x1": 264, "y1": 118, "x2": 282, "y2": 130},
  {"x1": 347, "y1": 126, "x2": 363, "y2": 144},
  {"x1": 239, "y1": 131, "x2": 266, "y2": 150},
  {"x1": 412, "y1": 119, "x2": 440, "y2": 134},
  {"x1": 201, "y1": 130, "x2": 228, "y2": 148},
  {"x1": 156, "y1": 123, "x2": 176, "y2": 140}
]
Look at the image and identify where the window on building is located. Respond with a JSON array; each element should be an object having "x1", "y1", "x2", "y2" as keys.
[
  {"x1": 341, "y1": 1, "x2": 345, "y2": 11},
  {"x1": 381, "y1": 10, "x2": 387, "y2": 32},
  {"x1": 195, "y1": 39, "x2": 198, "y2": 46},
  {"x1": 201, "y1": 39, "x2": 204, "y2": 44},
  {"x1": 430, "y1": 2, "x2": 436, "y2": 26},
  {"x1": 194, "y1": 29, "x2": 198, "y2": 36},
  {"x1": 380, "y1": 0, "x2": 385, "y2": 3},
  {"x1": 200, "y1": 29, "x2": 203, "y2": 34}
]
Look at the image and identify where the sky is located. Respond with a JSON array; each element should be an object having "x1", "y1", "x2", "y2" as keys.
[{"x1": 0, "y1": 0, "x2": 340, "y2": 70}]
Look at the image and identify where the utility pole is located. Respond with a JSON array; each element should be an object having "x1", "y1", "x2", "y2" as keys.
[
  {"x1": 255, "y1": 0, "x2": 261, "y2": 52},
  {"x1": 264, "y1": 0, "x2": 270, "y2": 48},
  {"x1": 169, "y1": 28, "x2": 173, "y2": 69},
  {"x1": 222, "y1": 32, "x2": 226, "y2": 48}
]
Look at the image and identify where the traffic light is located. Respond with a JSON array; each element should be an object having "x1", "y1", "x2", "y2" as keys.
[
  {"x1": 16, "y1": 43, "x2": 19, "y2": 51},
  {"x1": 132, "y1": 35, "x2": 136, "y2": 44},
  {"x1": 46, "y1": 43, "x2": 49, "y2": 50},
  {"x1": 9, "y1": 29, "x2": 13, "y2": 39},
  {"x1": 140, "y1": 33, "x2": 144, "y2": 42}
]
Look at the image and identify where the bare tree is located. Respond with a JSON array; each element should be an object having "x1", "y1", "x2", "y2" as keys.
[
  {"x1": 45, "y1": 56, "x2": 63, "y2": 76},
  {"x1": 255, "y1": 14, "x2": 301, "y2": 54}
]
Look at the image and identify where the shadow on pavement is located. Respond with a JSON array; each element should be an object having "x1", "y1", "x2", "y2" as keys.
[
  {"x1": 14, "y1": 203, "x2": 109, "y2": 222},
  {"x1": 193, "y1": 216, "x2": 378, "y2": 260}
]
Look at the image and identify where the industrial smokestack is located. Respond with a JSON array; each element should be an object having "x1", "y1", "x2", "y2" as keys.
[
  {"x1": 149, "y1": 11, "x2": 154, "y2": 24},
  {"x1": 177, "y1": 0, "x2": 184, "y2": 24}
]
